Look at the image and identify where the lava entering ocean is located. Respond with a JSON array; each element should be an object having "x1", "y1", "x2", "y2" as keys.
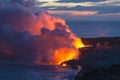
[{"x1": 0, "y1": 1, "x2": 84, "y2": 65}]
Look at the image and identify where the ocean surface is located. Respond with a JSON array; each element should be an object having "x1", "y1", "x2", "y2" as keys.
[
  {"x1": 66, "y1": 21, "x2": 120, "y2": 38},
  {"x1": 0, "y1": 64, "x2": 76, "y2": 80}
]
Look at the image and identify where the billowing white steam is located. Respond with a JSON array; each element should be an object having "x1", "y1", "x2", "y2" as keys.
[{"x1": 0, "y1": 1, "x2": 82, "y2": 65}]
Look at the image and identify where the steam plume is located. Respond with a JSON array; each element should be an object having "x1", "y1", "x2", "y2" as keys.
[{"x1": 0, "y1": 1, "x2": 84, "y2": 65}]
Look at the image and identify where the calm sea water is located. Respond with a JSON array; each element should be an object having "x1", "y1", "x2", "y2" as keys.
[
  {"x1": 0, "y1": 64, "x2": 76, "y2": 80},
  {"x1": 66, "y1": 21, "x2": 120, "y2": 38}
]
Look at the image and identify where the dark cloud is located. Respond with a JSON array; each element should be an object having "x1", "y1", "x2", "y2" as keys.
[
  {"x1": 57, "y1": 0, "x2": 106, "y2": 2},
  {"x1": 0, "y1": 0, "x2": 39, "y2": 8},
  {"x1": 44, "y1": 5, "x2": 120, "y2": 14},
  {"x1": 38, "y1": 0, "x2": 120, "y2": 20}
]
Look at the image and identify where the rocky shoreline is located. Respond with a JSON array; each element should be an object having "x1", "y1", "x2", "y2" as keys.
[
  {"x1": 65, "y1": 37, "x2": 120, "y2": 80},
  {"x1": 75, "y1": 64, "x2": 120, "y2": 80}
]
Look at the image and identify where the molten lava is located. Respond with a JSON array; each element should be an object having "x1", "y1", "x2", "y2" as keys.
[
  {"x1": 52, "y1": 38, "x2": 84, "y2": 65},
  {"x1": 53, "y1": 48, "x2": 79, "y2": 65},
  {"x1": 72, "y1": 35, "x2": 85, "y2": 48}
]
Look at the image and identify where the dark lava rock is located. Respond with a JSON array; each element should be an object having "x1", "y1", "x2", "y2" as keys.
[
  {"x1": 75, "y1": 64, "x2": 120, "y2": 80},
  {"x1": 81, "y1": 37, "x2": 120, "y2": 48}
]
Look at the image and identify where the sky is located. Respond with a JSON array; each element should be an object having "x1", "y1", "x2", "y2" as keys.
[{"x1": 37, "y1": 0, "x2": 120, "y2": 21}]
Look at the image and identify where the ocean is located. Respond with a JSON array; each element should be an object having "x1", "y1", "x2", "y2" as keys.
[
  {"x1": 66, "y1": 21, "x2": 120, "y2": 38},
  {"x1": 0, "y1": 64, "x2": 76, "y2": 80}
]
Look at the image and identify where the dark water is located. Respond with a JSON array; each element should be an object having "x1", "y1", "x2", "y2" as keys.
[
  {"x1": 0, "y1": 64, "x2": 76, "y2": 80},
  {"x1": 66, "y1": 21, "x2": 120, "y2": 38}
]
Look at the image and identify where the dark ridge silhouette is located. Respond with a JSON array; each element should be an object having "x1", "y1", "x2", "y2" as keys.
[{"x1": 81, "y1": 37, "x2": 120, "y2": 47}]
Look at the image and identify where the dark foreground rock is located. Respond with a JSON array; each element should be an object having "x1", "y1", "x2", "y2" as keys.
[
  {"x1": 75, "y1": 64, "x2": 120, "y2": 80},
  {"x1": 74, "y1": 47, "x2": 120, "y2": 80}
]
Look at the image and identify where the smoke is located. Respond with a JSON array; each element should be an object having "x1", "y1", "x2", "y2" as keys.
[{"x1": 0, "y1": 1, "x2": 83, "y2": 65}]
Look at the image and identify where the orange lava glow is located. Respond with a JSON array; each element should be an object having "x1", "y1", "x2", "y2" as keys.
[
  {"x1": 52, "y1": 38, "x2": 84, "y2": 65},
  {"x1": 50, "y1": 34, "x2": 85, "y2": 65},
  {"x1": 72, "y1": 36, "x2": 85, "y2": 48},
  {"x1": 53, "y1": 48, "x2": 79, "y2": 65}
]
